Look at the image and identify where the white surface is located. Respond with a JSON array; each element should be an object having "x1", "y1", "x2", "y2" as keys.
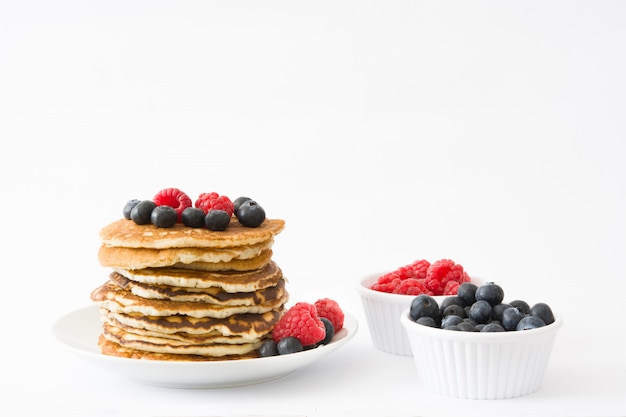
[
  {"x1": 1, "y1": 0, "x2": 625, "y2": 416},
  {"x1": 52, "y1": 305, "x2": 357, "y2": 389},
  {"x1": 401, "y1": 309, "x2": 563, "y2": 400}
]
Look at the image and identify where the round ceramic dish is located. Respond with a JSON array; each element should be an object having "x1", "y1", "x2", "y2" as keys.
[
  {"x1": 400, "y1": 308, "x2": 563, "y2": 399},
  {"x1": 357, "y1": 274, "x2": 447, "y2": 356}
]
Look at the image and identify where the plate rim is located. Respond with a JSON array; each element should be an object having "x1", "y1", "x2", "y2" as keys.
[{"x1": 52, "y1": 304, "x2": 358, "y2": 388}]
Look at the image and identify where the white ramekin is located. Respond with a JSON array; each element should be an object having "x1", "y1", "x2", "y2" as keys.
[
  {"x1": 357, "y1": 274, "x2": 447, "y2": 356},
  {"x1": 400, "y1": 308, "x2": 563, "y2": 399}
]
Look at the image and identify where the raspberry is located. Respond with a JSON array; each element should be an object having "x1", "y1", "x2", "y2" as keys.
[
  {"x1": 443, "y1": 279, "x2": 460, "y2": 295},
  {"x1": 394, "y1": 278, "x2": 431, "y2": 295},
  {"x1": 195, "y1": 192, "x2": 235, "y2": 217},
  {"x1": 370, "y1": 259, "x2": 431, "y2": 294},
  {"x1": 374, "y1": 272, "x2": 400, "y2": 285},
  {"x1": 152, "y1": 188, "x2": 192, "y2": 222},
  {"x1": 370, "y1": 280, "x2": 398, "y2": 293},
  {"x1": 408, "y1": 259, "x2": 430, "y2": 279},
  {"x1": 425, "y1": 259, "x2": 467, "y2": 296},
  {"x1": 272, "y1": 302, "x2": 326, "y2": 346},
  {"x1": 314, "y1": 298, "x2": 344, "y2": 331}
]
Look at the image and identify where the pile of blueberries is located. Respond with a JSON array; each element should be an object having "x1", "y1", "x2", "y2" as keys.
[{"x1": 409, "y1": 282, "x2": 555, "y2": 332}]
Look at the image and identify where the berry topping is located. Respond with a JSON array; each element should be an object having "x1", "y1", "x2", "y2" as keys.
[
  {"x1": 314, "y1": 298, "x2": 344, "y2": 331},
  {"x1": 277, "y1": 336, "x2": 304, "y2": 354},
  {"x1": 150, "y1": 205, "x2": 178, "y2": 228},
  {"x1": 122, "y1": 190, "x2": 272, "y2": 230},
  {"x1": 258, "y1": 340, "x2": 278, "y2": 357},
  {"x1": 180, "y1": 207, "x2": 206, "y2": 228},
  {"x1": 233, "y1": 196, "x2": 252, "y2": 216},
  {"x1": 153, "y1": 188, "x2": 192, "y2": 222},
  {"x1": 318, "y1": 318, "x2": 335, "y2": 345},
  {"x1": 204, "y1": 209, "x2": 231, "y2": 231},
  {"x1": 272, "y1": 302, "x2": 326, "y2": 347},
  {"x1": 235, "y1": 199, "x2": 266, "y2": 227},
  {"x1": 194, "y1": 192, "x2": 235, "y2": 217},
  {"x1": 130, "y1": 200, "x2": 156, "y2": 225},
  {"x1": 123, "y1": 199, "x2": 140, "y2": 220}
]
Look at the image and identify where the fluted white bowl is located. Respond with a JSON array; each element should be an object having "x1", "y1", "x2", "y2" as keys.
[
  {"x1": 400, "y1": 308, "x2": 563, "y2": 399},
  {"x1": 357, "y1": 274, "x2": 447, "y2": 356}
]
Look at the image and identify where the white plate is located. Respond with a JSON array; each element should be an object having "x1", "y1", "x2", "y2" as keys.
[{"x1": 52, "y1": 305, "x2": 358, "y2": 389}]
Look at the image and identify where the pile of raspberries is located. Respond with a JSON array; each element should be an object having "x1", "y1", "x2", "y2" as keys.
[{"x1": 370, "y1": 259, "x2": 471, "y2": 296}]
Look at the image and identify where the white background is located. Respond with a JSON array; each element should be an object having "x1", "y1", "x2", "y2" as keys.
[{"x1": 1, "y1": 1, "x2": 625, "y2": 416}]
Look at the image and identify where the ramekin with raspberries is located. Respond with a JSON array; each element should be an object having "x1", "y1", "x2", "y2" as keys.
[{"x1": 357, "y1": 258, "x2": 479, "y2": 356}]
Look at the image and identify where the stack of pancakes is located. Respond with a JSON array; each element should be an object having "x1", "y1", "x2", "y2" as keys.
[{"x1": 90, "y1": 217, "x2": 287, "y2": 361}]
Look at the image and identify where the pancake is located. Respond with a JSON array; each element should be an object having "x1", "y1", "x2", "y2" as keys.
[
  {"x1": 102, "y1": 317, "x2": 258, "y2": 344},
  {"x1": 91, "y1": 280, "x2": 289, "y2": 319},
  {"x1": 101, "y1": 308, "x2": 283, "y2": 338},
  {"x1": 98, "y1": 335, "x2": 259, "y2": 361},
  {"x1": 93, "y1": 207, "x2": 287, "y2": 361},
  {"x1": 98, "y1": 239, "x2": 274, "y2": 270},
  {"x1": 100, "y1": 218, "x2": 285, "y2": 249},
  {"x1": 102, "y1": 322, "x2": 256, "y2": 345},
  {"x1": 114, "y1": 260, "x2": 282, "y2": 292},
  {"x1": 172, "y1": 249, "x2": 274, "y2": 272},
  {"x1": 102, "y1": 323, "x2": 262, "y2": 356},
  {"x1": 108, "y1": 272, "x2": 287, "y2": 306}
]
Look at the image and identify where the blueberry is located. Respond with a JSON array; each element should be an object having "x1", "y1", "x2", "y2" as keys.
[
  {"x1": 509, "y1": 299, "x2": 531, "y2": 315},
  {"x1": 318, "y1": 317, "x2": 335, "y2": 345},
  {"x1": 491, "y1": 303, "x2": 512, "y2": 322},
  {"x1": 409, "y1": 294, "x2": 440, "y2": 322},
  {"x1": 463, "y1": 317, "x2": 478, "y2": 327},
  {"x1": 130, "y1": 200, "x2": 156, "y2": 225},
  {"x1": 439, "y1": 296, "x2": 466, "y2": 314},
  {"x1": 530, "y1": 302, "x2": 555, "y2": 325},
  {"x1": 151, "y1": 205, "x2": 177, "y2": 228},
  {"x1": 181, "y1": 207, "x2": 206, "y2": 228},
  {"x1": 416, "y1": 316, "x2": 437, "y2": 327},
  {"x1": 468, "y1": 299, "x2": 492, "y2": 324},
  {"x1": 236, "y1": 200, "x2": 266, "y2": 227},
  {"x1": 123, "y1": 199, "x2": 140, "y2": 219},
  {"x1": 277, "y1": 336, "x2": 303, "y2": 354},
  {"x1": 233, "y1": 196, "x2": 252, "y2": 216},
  {"x1": 516, "y1": 315, "x2": 546, "y2": 330},
  {"x1": 258, "y1": 340, "x2": 278, "y2": 357},
  {"x1": 204, "y1": 209, "x2": 231, "y2": 231},
  {"x1": 457, "y1": 321, "x2": 476, "y2": 332},
  {"x1": 442, "y1": 304, "x2": 467, "y2": 319},
  {"x1": 441, "y1": 314, "x2": 463, "y2": 329},
  {"x1": 488, "y1": 319, "x2": 503, "y2": 327},
  {"x1": 501, "y1": 306, "x2": 526, "y2": 330},
  {"x1": 457, "y1": 282, "x2": 478, "y2": 306},
  {"x1": 475, "y1": 282, "x2": 505, "y2": 306},
  {"x1": 481, "y1": 323, "x2": 506, "y2": 332}
]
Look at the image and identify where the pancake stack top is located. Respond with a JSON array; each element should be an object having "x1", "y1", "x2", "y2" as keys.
[{"x1": 91, "y1": 194, "x2": 287, "y2": 361}]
